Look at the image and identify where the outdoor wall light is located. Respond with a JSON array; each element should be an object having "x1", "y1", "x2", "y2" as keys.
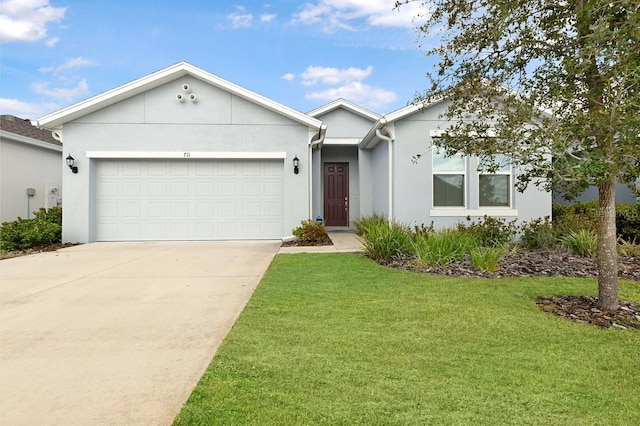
[
  {"x1": 293, "y1": 155, "x2": 300, "y2": 174},
  {"x1": 66, "y1": 154, "x2": 78, "y2": 173}
]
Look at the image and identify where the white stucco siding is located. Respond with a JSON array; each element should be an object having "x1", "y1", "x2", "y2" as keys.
[
  {"x1": 318, "y1": 109, "x2": 375, "y2": 138},
  {"x1": 370, "y1": 142, "x2": 389, "y2": 216},
  {"x1": 1, "y1": 138, "x2": 62, "y2": 222},
  {"x1": 60, "y1": 79, "x2": 312, "y2": 243},
  {"x1": 389, "y1": 102, "x2": 552, "y2": 229}
]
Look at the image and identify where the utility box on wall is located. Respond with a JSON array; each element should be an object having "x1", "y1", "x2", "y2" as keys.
[{"x1": 46, "y1": 183, "x2": 60, "y2": 208}]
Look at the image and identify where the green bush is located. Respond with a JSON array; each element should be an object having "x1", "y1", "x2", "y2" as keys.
[
  {"x1": 616, "y1": 203, "x2": 640, "y2": 242},
  {"x1": 552, "y1": 202, "x2": 599, "y2": 236},
  {"x1": 358, "y1": 219, "x2": 413, "y2": 262},
  {"x1": 520, "y1": 216, "x2": 557, "y2": 249},
  {"x1": 1, "y1": 211, "x2": 62, "y2": 251},
  {"x1": 457, "y1": 215, "x2": 517, "y2": 247},
  {"x1": 33, "y1": 206, "x2": 62, "y2": 226},
  {"x1": 292, "y1": 220, "x2": 328, "y2": 244},
  {"x1": 353, "y1": 213, "x2": 388, "y2": 237},
  {"x1": 469, "y1": 245, "x2": 510, "y2": 272},
  {"x1": 617, "y1": 237, "x2": 640, "y2": 256},
  {"x1": 559, "y1": 229, "x2": 598, "y2": 257},
  {"x1": 412, "y1": 228, "x2": 478, "y2": 268}
]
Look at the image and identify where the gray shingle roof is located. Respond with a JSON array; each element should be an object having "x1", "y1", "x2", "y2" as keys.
[{"x1": 1, "y1": 115, "x2": 61, "y2": 146}]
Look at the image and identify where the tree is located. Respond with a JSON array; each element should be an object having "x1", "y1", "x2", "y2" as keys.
[{"x1": 397, "y1": 0, "x2": 640, "y2": 310}]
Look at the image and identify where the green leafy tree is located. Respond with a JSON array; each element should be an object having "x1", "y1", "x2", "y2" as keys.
[{"x1": 397, "y1": 0, "x2": 640, "y2": 310}]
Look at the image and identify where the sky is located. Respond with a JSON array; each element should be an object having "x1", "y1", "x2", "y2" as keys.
[{"x1": 0, "y1": 0, "x2": 436, "y2": 120}]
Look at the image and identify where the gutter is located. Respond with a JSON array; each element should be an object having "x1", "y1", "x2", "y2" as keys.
[{"x1": 375, "y1": 127, "x2": 395, "y2": 225}]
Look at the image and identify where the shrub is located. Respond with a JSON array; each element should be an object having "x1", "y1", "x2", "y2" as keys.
[
  {"x1": 412, "y1": 228, "x2": 478, "y2": 268},
  {"x1": 520, "y1": 216, "x2": 557, "y2": 249},
  {"x1": 457, "y1": 215, "x2": 517, "y2": 247},
  {"x1": 616, "y1": 203, "x2": 640, "y2": 242},
  {"x1": 469, "y1": 245, "x2": 510, "y2": 272},
  {"x1": 552, "y1": 202, "x2": 598, "y2": 236},
  {"x1": 559, "y1": 229, "x2": 598, "y2": 257},
  {"x1": 412, "y1": 222, "x2": 435, "y2": 239},
  {"x1": 33, "y1": 206, "x2": 62, "y2": 226},
  {"x1": 617, "y1": 237, "x2": 640, "y2": 256},
  {"x1": 353, "y1": 213, "x2": 388, "y2": 237},
  {"x1": 292, "y1": 220, "x2": 329, "y2": 244},
  {"x1": 1, "y1": 215, "x2": 62, "y2": 251},
  {"x1": 358, "y1": 220, "x2": 413, "y2": 262}
]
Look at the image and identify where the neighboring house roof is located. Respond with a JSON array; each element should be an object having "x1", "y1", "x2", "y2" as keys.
[
  {"x1": 34, "y1": 61, "x2": 323, "y2": 130},
  {"x1": 307, "y1": 98, "x2": 381, "y2": 121},
  {"x1": 1, "y1": 115, "x2": 62, "y2": 151}
]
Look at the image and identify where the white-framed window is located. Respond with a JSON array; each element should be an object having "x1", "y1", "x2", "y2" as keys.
[
  {"x1": 433, "y1": 148, "x2": 466, "y2": 207},
  {"x1": 478, "y1": 155, "x2": 511, "y2": 207}
]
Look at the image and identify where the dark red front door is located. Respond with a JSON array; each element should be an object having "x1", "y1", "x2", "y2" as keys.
[{"x1": 324, "y1": 163, "x2": 349, "y2": 226}]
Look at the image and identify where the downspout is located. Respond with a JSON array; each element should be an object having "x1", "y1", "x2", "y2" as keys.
[
  {"x1": 376, "y1": 128, "x2": 394, "y2": 225},
  {"x1": 309, "y1": 125, "x2": 327, "y2": 220}
]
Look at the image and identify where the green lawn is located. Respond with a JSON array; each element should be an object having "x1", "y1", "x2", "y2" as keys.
[{"x1": 174, "y1": 254, "x2": 640, "y2": 425}]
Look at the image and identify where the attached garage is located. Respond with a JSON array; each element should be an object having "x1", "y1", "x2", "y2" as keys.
[
  {"x1": 34, "y1": 62, "x2": 325, "y2": 243},
  {"x1": 95, "y1": 158, "x2": 284, "y2": 241}
]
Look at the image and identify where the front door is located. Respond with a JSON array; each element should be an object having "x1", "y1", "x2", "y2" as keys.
[{"x1": 324, "y1": 162, "x2": 349, "y2": 226}]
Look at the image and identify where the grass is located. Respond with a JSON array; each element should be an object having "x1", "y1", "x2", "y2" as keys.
[{"x1": 174, "y1": 254, "x2": 640, "y2": 425}]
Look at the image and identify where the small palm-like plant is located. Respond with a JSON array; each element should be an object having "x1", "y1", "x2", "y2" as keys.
[
  {"x1": 470, "y1": 245, "x2": 510, "y2": 272},
  {"x1": 559, "y1": 230, "x2": 598, "y2": 257},
  {"x1": 412, "y1": 229, "x2": 478, "y2": 268}
]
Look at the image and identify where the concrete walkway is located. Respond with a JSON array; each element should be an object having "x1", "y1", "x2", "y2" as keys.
[
  {"x1": 278, "y1": 231, "x2": 363, "y2": 254},
  {"x1": 0, "y1": 241, "x2": 280, "y2": 426}
]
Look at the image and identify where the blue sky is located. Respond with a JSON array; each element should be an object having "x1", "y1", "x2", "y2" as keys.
[{"x1": 0, "y1": 0, "x2": 434, "y2": 120}]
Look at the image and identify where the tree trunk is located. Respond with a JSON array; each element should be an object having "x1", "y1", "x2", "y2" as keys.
[{"x1": 597, "y1": 179, "x2": 618, "y2": 311}]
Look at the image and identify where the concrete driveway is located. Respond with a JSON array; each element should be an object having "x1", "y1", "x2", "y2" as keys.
[{"x1": 0, "y1": 241, "x2": 280, "y2": 425}]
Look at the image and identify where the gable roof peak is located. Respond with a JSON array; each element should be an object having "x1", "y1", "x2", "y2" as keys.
[
  {"x1": 35, "y1": 61, "x2": 322, "y2": 130},
  {"x1": 308, "y1": 98, "x2": 380, "y2": 121}
]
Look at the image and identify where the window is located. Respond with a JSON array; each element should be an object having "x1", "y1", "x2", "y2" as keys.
[
  {"x1": 433, "y1": 148, "x2": 466, "y2": 207},
  {"x1": 479, "y1": 155, "x2": 511, "y2": 207}
]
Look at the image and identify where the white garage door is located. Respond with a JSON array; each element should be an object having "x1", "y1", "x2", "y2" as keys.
[{"x1": 95, "y1": 159, "x2": 284, "y2": 241}]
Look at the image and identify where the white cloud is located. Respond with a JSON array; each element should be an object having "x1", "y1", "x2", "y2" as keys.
[
  {"x1": 306, "y1": 81, "x2": 397, "y2": 109},
  {"x1": 301, "y1": 65, "x2": 373, "y2": 86},
  {"x1": 45, "y1": 36, "x2": 59, "y2": 47},
  {"x1": 39, "y1": 57, "x2": 95, "y2": 73},
  {"x1": 0, "y1": 0, "x2": 66, "y2": 42},
  {"x1": 31, "y1": 79, "x2": 89, "y2": 100},
  {"x1": 288, "y1": 64, "x2": 396, "y2": 109},
  {"x1": 260, "y1": 13, "x2": 276, "y2": 23},
  {"x1": 227, "y1": 6, "x2": 253, "y2": 29},
  {"x1": 291, "y1": 0, "x2": 426, "y2": 32},
  {"x1": 0, "y1": 98, "x2": 57, "y2": 118}
]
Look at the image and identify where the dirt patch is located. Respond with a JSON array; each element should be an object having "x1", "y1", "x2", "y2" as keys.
[
  {"x1": 281, "y1": 235, "x2": 333, "y2": 247},
  {"x1": 0, "y1": 243, "x2": 80, "y2": 260},
  {"x1": 537, "y1": 295, "x2": 640, "y2": 331}
]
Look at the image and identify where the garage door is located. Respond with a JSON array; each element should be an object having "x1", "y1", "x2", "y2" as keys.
[{"x1": 95, "y1": 159, "x2": 283, "y2": 241}]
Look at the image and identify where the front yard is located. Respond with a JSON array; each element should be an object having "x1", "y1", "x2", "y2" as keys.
[{"x1": 174, "y1": 253, "x2": 640, "y2": 425}]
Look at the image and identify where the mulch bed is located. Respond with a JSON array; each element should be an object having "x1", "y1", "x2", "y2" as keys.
[
  {"x1": 382, "y1": 248, "x2": 640, "y2": 331},
  {"x1": 0, "y1": 243, "x2": 80, "y2": 260},
  {"x1": 537, "y1": 295, "x2": 640, "y2": 331},
  {"x1": 281, "y1": 235, "x2": 333, "y2": 247}
]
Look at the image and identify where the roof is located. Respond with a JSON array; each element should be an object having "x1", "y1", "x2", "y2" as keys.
[
  {"x1": 359, "y1": 98, "x2": 447, "y2": 149},
  {"x1": 307, "y1": 98, "x2": 381, "y2": 121},
  {"x1": 1, "y1": 115, "x2": 61, "y2": 147},
  {"x1": 35, "y1": 62, "x2": 323, "y2": 130}
]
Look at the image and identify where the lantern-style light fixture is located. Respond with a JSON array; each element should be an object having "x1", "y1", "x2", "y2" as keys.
[
  {"x1": 293, "y1": 155, "x2": 300, "y2": 174},
  {"x1": 66, "y1": 154, "x2": 78, "y2": 173}
]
